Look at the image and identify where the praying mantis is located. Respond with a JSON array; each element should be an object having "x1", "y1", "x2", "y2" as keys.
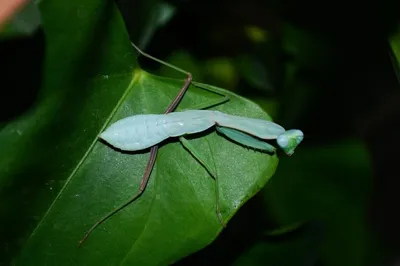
[{"x1": 78, "y1": 42, "x2": 304, "y2": 246}]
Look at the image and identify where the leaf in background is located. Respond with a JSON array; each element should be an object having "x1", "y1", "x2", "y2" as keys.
[
  {"x1": 262, "y1": 139, "x2": 380, "y2": 266},
  {"x1": 244, "y1": 25, "x2": 269, "y2": 44},
  {"x1": 203, "y1": 57, "x2": 239, "y2": 89},
  {"x1": 159, "y1": 50, "x2": 204, "y2": 80},
  {"x1": 1, "y1": 0, "x2": 280, "y2": 265},
  {"x1": 389, "y1": 24, "x2": 400, "y2": 84},
  {"x1": 232, "y1": 222, "x2": 322, "y2": 266},
  {"x1": 117, "y1": 0, "x2": 176, "y2": 49},
  {"x1": 138, "y1": 1, "x2": 176, "y2": 48},
  {"x1": 282, "y1": 24, "x2": 332, "y2": 74},
  {"x1": 235, "y1": 54, "x2": 274, "y2": 92},
  {"x1": 279, "y1": 23, "x2": 332, "y2": 125}
]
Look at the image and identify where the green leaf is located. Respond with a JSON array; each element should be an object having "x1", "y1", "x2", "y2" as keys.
[
  {"x1": 159, "y1": 50, "x2": 204, "y2": 81},
  {"x1": 263, "y1": 139, "x2": 379, "y2": 266},
  {"x1": 232, "y1": 222, "x2": 321, "y2": 266},
  {"x1": 117, "y1": 0, "x2": 175, "y2": 48},
  {"x1": 282, "y1": 24, "x2": 332, "y2": 74},
  {"x1": 1, "y1": 0, "x2": 279, "y2": 265},
  {"x1": 10, "y1": 73, "x2": 279, "y2": 265},
  {"x1": 234, "y1": 54, "x2": 273, "y2": 92},
  {"x1": 389, "y1": 23, "x2": 400, "y2": 83}
]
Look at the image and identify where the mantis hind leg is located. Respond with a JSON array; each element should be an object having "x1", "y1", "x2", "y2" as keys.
[{"x1": 179, "y1": 136, "x2": 226, "y2": 227}]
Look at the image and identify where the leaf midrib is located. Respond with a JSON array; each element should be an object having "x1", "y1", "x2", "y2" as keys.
[{"x1": 23, "y1": 68, "x2": 143, "y2": 246}]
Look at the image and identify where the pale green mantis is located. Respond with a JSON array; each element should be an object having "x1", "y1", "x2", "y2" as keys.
[{"x1": 78, "y1": 42, "x2": 304, "y2": 246}]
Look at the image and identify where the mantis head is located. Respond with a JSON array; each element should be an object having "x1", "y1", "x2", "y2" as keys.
[{"x1": 276, "y1": 129, "x2": 304, "y2": 156}]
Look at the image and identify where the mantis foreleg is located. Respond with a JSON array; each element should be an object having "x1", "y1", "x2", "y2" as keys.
[{"x1": 216, "y1": 126, "x2": 276, "y2": 153}]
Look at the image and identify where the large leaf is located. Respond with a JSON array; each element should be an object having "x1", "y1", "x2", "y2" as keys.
[
  {"x1": 262, "y1": 139, "x2": 376, "y2": 266},
  {"x1": 232, "y1": 222, "x2": 321, "y2": 266},
  {"x1": 1, "y1": 0, "x2": 279, "y2": 265},
  {"x1": 389, "y1": 23, "x2": 400, "y2": 83}
]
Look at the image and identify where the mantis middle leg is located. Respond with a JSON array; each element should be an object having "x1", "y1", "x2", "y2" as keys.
[{"x1": 179, "y1": 136, "x2": 226, "y2": 227}]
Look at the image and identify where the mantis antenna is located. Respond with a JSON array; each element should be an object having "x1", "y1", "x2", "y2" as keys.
[{"x1": 78, "y1": 42, "x2": 193, "y2": 247}]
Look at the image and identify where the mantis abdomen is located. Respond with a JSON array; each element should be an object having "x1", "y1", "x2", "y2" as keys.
[{"x1": 100, "y1": 110, "x2": 215, "y2": 151}]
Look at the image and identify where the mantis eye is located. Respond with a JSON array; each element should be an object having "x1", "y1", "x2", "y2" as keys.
[{"x1": 276, "y1": 129, "x2": 304, "y2": 156}]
